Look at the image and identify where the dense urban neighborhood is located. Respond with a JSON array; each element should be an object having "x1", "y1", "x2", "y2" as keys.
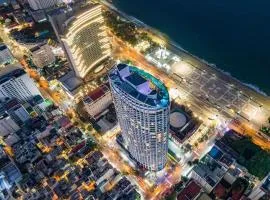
[{"x1": 0, "y1": 0, "x2": 269, "y2": 200}]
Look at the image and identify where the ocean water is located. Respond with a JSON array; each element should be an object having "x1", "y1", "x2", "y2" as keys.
[
  {"x1": 0, "y1": 0, "x2": 6, "y2": 4},
  {"x1": 113, "y1": 0, "x2": 270, "y2": 95}
]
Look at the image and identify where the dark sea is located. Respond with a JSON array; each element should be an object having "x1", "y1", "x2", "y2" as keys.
[{"x1": 113, "y1": 0, "x2": 270, "y2": 95}]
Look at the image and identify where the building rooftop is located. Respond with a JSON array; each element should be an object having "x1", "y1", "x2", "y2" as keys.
[
  {"x1": 83, "y1": 85, "x2": 109, "y2": 104},
  {"x1": 0, "y1": 67, "x2": 25, "y2": 85},
  {"x1": 170, "y1": 111, "x2": 187, "y2": 128},
  {"x1": 0, "y1": 156, "x2": 10, "y2": 169},
  {"x1": 117, "y1": 63, "x2": 127, "y2": 71},
  {"x1": 196, "y1": 193, "x2": 212, "y2": 200},
  {"x1": 2, "y1": 98, "x2": 19, "y2": 109},
  {"x1": 193, "y1": 154, "x2": 227, "y2": 187},
  {"x1": 56, "y1": 116, "x2": 72, "y2": 129},
  {"x1": 107, "y1": 177, "x2": 135, "y2": 200},
  {"x1": 177, "y1": 180, "x2": 201, "y2": 200},
  {"x1": 110, "y1": 64, "x2": 169, "y2": 108},
  {"x1": 28, "y1": 95, "x2": 44, "y2": 106},
  {"x1": 208, "y1": 145, "x2": 234, "y2": 167},
  {"x1": 125, "y1": 73, "x2": 147, "y2": 86},
  {"x1": 59, "y1": 71, "x2": 83, "y2": 93},
  {"x1": 1, "y1": 161, "x2": 22, "y2": 184},
  {"x1": 13, "y1": 141, "x2": 41, "y2": 164},
  {"x1": 64, "y1": 3, "x2": 101, "y2": 29},
  {"x1": 29, "y1": 43, "x2": 49, "y2": 53}
]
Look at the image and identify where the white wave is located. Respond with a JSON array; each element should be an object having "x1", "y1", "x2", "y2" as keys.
[
  {"x1": 206, "y1": 62, "x2": 232, "y2": 76},
  {"x1": 170, "y1": 41, "x2": 185, "y2": 51},
  {"x1": 243, "y1": 83, "x2": 267, "y2": 96},
  {"x1": 222, "y1": 71, "x2": 231, "y2": 76},
  {"x1": 129, "y1": 17, "x2": 146, "y2": 26}
]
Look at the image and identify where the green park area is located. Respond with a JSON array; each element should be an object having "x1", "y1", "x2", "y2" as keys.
[
  {"x1": 103, "y1": 10, "x2": 160, "y2": 52},
  {"x1": 222, "y1": 133, "x2": 270, "y2": 180}
]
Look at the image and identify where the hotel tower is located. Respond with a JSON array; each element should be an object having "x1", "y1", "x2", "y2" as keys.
[
  {"x1": 109, "y1": 63, "x2": 170, "y2": 171},
  {"x1": 49, "y1": 3, "x2": 111, "y2": 78}
]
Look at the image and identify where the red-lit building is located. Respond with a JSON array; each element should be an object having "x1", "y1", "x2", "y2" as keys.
[
  {"x1": 177, "y1": 180, "x2": 202, "y2": 200},
  {"x1": 83, "y1": 85, "x2": 112, "y2": 119}
]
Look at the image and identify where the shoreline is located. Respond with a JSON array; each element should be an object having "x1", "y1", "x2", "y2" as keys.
[{"x1": 101, "y1": 0, "x2": 270, "y2": 106}]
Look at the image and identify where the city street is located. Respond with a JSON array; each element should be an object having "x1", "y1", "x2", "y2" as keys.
[
  {"x1": 102, "y1": 0, "x2": 270, "y2": 153},
  {"x1": 95, "y1": 125, "x2": 183, "y2": 200},
  {"x1": 0, "y1": 26, "x2": 28, "y2": 60},
  {"x1": 1, "y1": 8, "x2": 270, "y2": 199}
]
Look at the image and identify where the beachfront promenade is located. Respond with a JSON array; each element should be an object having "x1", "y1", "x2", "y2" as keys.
[{"x1": 101, "y1": 0, "x2": 270, "y2": 149}]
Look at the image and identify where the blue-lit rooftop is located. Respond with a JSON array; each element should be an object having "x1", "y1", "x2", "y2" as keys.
[{"x1": 110, "y1": 63, "x2": 169, "y2": 108}]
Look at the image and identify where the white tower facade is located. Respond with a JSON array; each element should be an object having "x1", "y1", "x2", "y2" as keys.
[{"x1": 109, "y1": 64, "x2": 170, "y2": 171}]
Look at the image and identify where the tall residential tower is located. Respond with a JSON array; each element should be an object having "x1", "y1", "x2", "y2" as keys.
[{"x1": 109, "y1": 64, "x2": 170, "y2": 171}]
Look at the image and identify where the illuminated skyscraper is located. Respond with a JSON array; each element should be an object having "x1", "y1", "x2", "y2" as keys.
[
  {"x1": 30, "y1": 44, "x2": 56, "y2": 68},
  {"x1": 109, "y1": 63, "x2": 170, "y2": 171},
  {"x1": 61, "y1": 4, "x2": 111, "y2": 78}
]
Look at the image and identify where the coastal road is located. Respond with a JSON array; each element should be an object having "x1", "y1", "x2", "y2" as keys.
[
  {"x1": 101, "y1": 0, "x2": 270, "y2": 108},
  {"x1": 94, "y1": 125, "x2": 183, "y2": 200},
  {"x1": 112, "y1": 36, "x2": 227, "y2": 119},
  {"x1": 102, "y1": 1, "x2": 270, "y2": 152},
  {"x1": 111, "y1": 33, "x2": 270, "y2": 151},
  {"x1": 102, "y1": 0, "x2": 270, "y2": 128}
]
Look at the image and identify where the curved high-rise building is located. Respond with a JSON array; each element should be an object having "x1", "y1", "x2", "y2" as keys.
[
  {"x1": 109, "y1": 63, "x2": 170, "y2": 171},
  {"x1": 62, "y1": 4, "x2": 111, "y2": 78}
]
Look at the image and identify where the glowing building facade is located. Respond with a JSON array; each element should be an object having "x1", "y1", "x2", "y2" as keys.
[
  {"x1": 62, "y1": 4, "x2": 111, "y2": 78},
  {"x1": 109, "y1": 64, "x2": 170, "y2": 171}
]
